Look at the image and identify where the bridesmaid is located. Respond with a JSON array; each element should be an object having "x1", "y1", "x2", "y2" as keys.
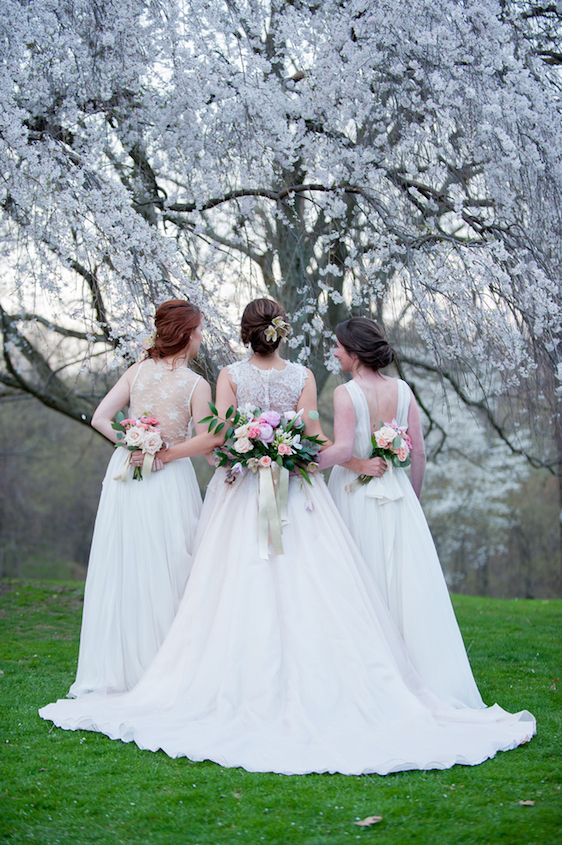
[
  {"x1": 328, "y1": 317, "x2": 485, "y2": 709},
  {"x1": 69, "y1": 299, "x2": 219, "y2": 697}
]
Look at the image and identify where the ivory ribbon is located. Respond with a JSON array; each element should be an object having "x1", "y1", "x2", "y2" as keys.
[
  {"x1": 142, "y1": 452, "x2": 155, "y2": 477},
  {"x1": 345, "y1": 460, "x2": 404, "y2": 504},
  {"x1": 113, "y1": 450, "x2": 155, "y2": 481},
  {"x1": 113, "y1": 451, "x2": 131, "y2": 481},
  {"x1": 258, "y1": 464, "x2": 290, "y2": 559}
]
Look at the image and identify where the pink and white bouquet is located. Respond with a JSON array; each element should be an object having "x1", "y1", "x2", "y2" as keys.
[
  {"x1": 201, "y1": 403, "x2": 323, "y2": 484},
  {"x1": 112, "y1": 411, "x2": 163, "y2": 480},
  {"x1": 201, "y1": 403, "x2": 324, "y2": 558},
  {"x1": 357, "y1": 420, "x2": 412, "y2": 485}
]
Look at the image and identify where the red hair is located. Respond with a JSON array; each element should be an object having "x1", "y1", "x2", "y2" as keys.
[{"x1": 145, "y1": 300, "x2": 201, "y2": 360}]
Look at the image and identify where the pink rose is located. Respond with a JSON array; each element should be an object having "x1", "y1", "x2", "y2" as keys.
[
  {"x1": 258, "y1": 423, "x2": 274, "y2": 444},
  {"x1": 396, "y1": 446, "x2": 409, "y2": 462},
  {"x1": 140, "y1": 416, "x2": 159, "y2": 426},
  {"x1": 277, "y1": 443, "x2": 293, "y2": 456},
  {"x1": 258, "y1": 455, "x2": 272, "y2": 468},
  {"x1": 259, "y1": 411, "x2": 281, "y2": 428},
  {"x1": 248, "y1": 426, "x2": 262, "y2": 439}
]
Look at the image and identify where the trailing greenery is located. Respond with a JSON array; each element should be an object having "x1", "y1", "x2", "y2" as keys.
[{"x1": 0, "y1": 580, "x2": 560, "y2": 845}]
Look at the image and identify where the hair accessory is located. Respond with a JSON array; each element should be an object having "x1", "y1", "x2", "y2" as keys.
[{"x1": 264, "y1": 316, "x2": 291, "y2": 343}]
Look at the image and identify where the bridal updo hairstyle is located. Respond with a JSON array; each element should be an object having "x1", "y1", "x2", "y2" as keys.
[
  {"x1": 241, "y1": 298, "x2": 287, "y2": 354},
  {"x1": 146, "y1": 299, "x2": 201, "y2": 360},
  {"x1": 335, "y1": 317, "x2": 394, "y2": 371}
]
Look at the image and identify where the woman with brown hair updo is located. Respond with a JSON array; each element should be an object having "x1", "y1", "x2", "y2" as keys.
[
  {"x1": 42, "y1": 298, "x2": 534, "y2": 774},
  {"x1": 66, "y1": 300, "x2": 221, "y2": 698},
  {"x1": 328, "y1": 317, "x2": 485, "y2": 709}
]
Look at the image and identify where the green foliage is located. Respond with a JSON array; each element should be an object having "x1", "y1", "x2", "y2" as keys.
[{"x1": 0, "y1": 580, "x2": 560, "y2": 845}]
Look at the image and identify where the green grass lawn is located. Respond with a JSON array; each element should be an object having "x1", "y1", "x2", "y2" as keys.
[{"x1": 0, "y1": 580, "x2": 560, "y2": 845}]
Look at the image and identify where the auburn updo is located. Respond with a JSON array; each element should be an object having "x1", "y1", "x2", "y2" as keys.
[
  {"x1": 145, "y1": 299, "x2": 201, "y2": 360},
  {"x1": 335, "y1": 317, "x2": 394, "y2": 371},
  {"x1": 240, "y1": 298, "x2": 288, "y2": 355}
]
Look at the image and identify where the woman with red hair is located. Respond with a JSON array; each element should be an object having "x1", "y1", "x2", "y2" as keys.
[{"x1": 68, "y1": 300, "x2": 220, "y2": 697}]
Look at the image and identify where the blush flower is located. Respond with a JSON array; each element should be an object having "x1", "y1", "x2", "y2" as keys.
[
  {"x1": 258, "y1": 455, "x2": 272, "y2": 468},
  {"x1": 124, "y1": 428, "x2": 144, "y2": 448},
  {"x1": 277, "y1": 443, "x2": 293, "y2": 456},
  {"x1": 143, "y1": 432, "x2": 164, "y2": 454},
  {"x1": 234, "y1": 437, "x2": 253, "y2": 454}
]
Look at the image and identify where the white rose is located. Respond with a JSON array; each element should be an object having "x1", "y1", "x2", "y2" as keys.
[
  {"x1": 124, "y1": 427, "x2": 144, "y2": 448},
  {"x1": 234, "y1": 437, "x2": 253, "y2": 454},
  {"x1": 234, "y1": 424, "x2": 250, "y2": 438},
  {"x1": 143, "y1": 432, "x2": 163, "y2": 455}
]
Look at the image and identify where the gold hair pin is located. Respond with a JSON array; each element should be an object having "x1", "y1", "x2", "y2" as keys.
[{"x1": 264, "y1": 316, "x2": 291, "y2": 343}]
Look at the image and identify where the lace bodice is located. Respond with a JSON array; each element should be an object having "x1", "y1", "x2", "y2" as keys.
[
  {"x1": 129, "y1": 358, "x2": 201, "y2": 446},
  {"x1": 227, "y1": 359, "x2": 308, "y2": 413}
]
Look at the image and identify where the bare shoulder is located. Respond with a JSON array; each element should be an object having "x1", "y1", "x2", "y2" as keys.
[
  {"x1": 123, "y1": 359, "x2": 145, "y2": 382},
  {"x1": 218, "y1": 365, "x2": 235, "y2": 383},
  {"x1": 193, "y1": 376, "x2": 211, "y2": 394}
]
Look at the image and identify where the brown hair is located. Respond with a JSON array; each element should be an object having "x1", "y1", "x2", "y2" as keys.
[
  {"x1": 335, "y1": 317, "x2": 394, "y2": 371},
  {"x1": 145, "y1": 299, "x2": 201, "y2": 360},
  {"x1": 240, "y1": 298, "x2": 288, "y2": 354}
]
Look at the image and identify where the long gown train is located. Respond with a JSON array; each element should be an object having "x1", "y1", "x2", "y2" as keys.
[{"x1": 41, "y1": 360, "x2": 535, "y2": 774}]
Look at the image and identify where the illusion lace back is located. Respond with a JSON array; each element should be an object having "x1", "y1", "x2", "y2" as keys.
[
  {"x1": 130, "y1": 359, "x2": 201, "y2": 445},
  {"x1": 65, "y1": 356, "x2": 202, "y2": 697},
  {"x1": 227, "y1": 359, "x2": 307, "y2": 412}
]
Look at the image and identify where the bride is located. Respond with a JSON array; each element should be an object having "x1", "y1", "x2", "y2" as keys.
[{"x1": 40, "y1": 298, "x2": 535, "y2": 776}]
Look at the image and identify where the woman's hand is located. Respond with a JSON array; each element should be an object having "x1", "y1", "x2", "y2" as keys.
[
  {"x1": 130, "y1": 449, "x2": 166, "y2": 471},
  {"x1": 356, "y1": 457, "x2": 388, "y2": 477}
]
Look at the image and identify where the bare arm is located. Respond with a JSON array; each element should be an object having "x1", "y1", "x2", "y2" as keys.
[
  {"x1": 297, "y1": 368, "x2": 328, "y2": 441},
  {"x1": 316, "y1": 385, "x2": 355, "y2": 471},
  {"x1": 91, "y1": 364, "x2": 139, "y2": 443},
  {"x1": 407, "y1": 392, "x2": 426, "y2": 498}
]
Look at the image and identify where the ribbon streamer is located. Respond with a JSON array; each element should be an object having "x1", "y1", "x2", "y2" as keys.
[
  {"x1": 258, "y1": 464, "x2": 290, "y2": 559},
  {"x1": 345, "y1": 460, "x2": 404, "y2": 504},
  {"x1": 113, "y1": 451, "x2": 131, "y2": 481}
]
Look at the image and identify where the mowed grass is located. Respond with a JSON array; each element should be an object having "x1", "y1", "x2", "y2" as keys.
[{"x1": 0, "y1": 580, "x2": 560, "y2": 845}]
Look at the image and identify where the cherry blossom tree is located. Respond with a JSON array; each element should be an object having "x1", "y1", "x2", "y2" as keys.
[{"x1": 1, "y1": 0, "x2": 560, "y2": 468}]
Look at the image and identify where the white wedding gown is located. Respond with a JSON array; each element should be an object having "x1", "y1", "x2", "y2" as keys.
[
  {"x1": 68, "y1": 358, "x2": 202, "y2": 696},
  {"x1": 41, "y1": 360, "x2": 535, "y2": 775},
  {"x1": 329, "y1": 379, "x2": 485, "y2": 709}
]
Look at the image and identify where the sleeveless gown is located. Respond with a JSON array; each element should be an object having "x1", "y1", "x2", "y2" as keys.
[
  {"x1": 41, "y1": 360, "x2": 535, "y2": 775},
  {"x1": 329, "y1": 379, "x2": 484, "y2": 709},
  {"x1": 68, "y1": 359, "x2": 202, "y2": 697}
]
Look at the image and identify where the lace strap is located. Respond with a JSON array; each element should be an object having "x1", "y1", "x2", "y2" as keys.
[
  {"x1": 130, "y1": 359, "x2": 146, "y2": 391},
  {"x1": 187, "y1": 375, "x2": 202, "y2": 416}
]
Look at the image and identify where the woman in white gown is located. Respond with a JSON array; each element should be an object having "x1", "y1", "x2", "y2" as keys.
[
  {"x1": 40, "y1": 299, "x2": 535, "y2": 775},
  {"x1": 328, "y1": 317, "x2": 484, "y2": 709},
  {"x1": 68, "y1": 299, "x2": 219, "y2": 697}
]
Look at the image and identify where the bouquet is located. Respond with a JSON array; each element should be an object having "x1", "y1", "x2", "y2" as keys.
[
  {"x1": 356, "y1": 420, "x2": 412, "y2": 485},
  {"x1": 201, "y1": 404, "x2": 323, "y2": 485},
  {"x1": 111, "y1": 411, "x2": 163, "y2": 480},
  {"x1": 200, "y1": 403, "x2": 324, "y2": 557}
]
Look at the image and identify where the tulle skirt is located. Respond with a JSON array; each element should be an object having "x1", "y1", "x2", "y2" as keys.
[
  {"x1": 329, "y1": 465, "x2": 484, "y2": 709},
  {"x1": 68, "y1": 448, "x2": 201, "y2": 697},
  {"x1": 41, "y1": 469, "x2": 534, "y2": 775}
]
